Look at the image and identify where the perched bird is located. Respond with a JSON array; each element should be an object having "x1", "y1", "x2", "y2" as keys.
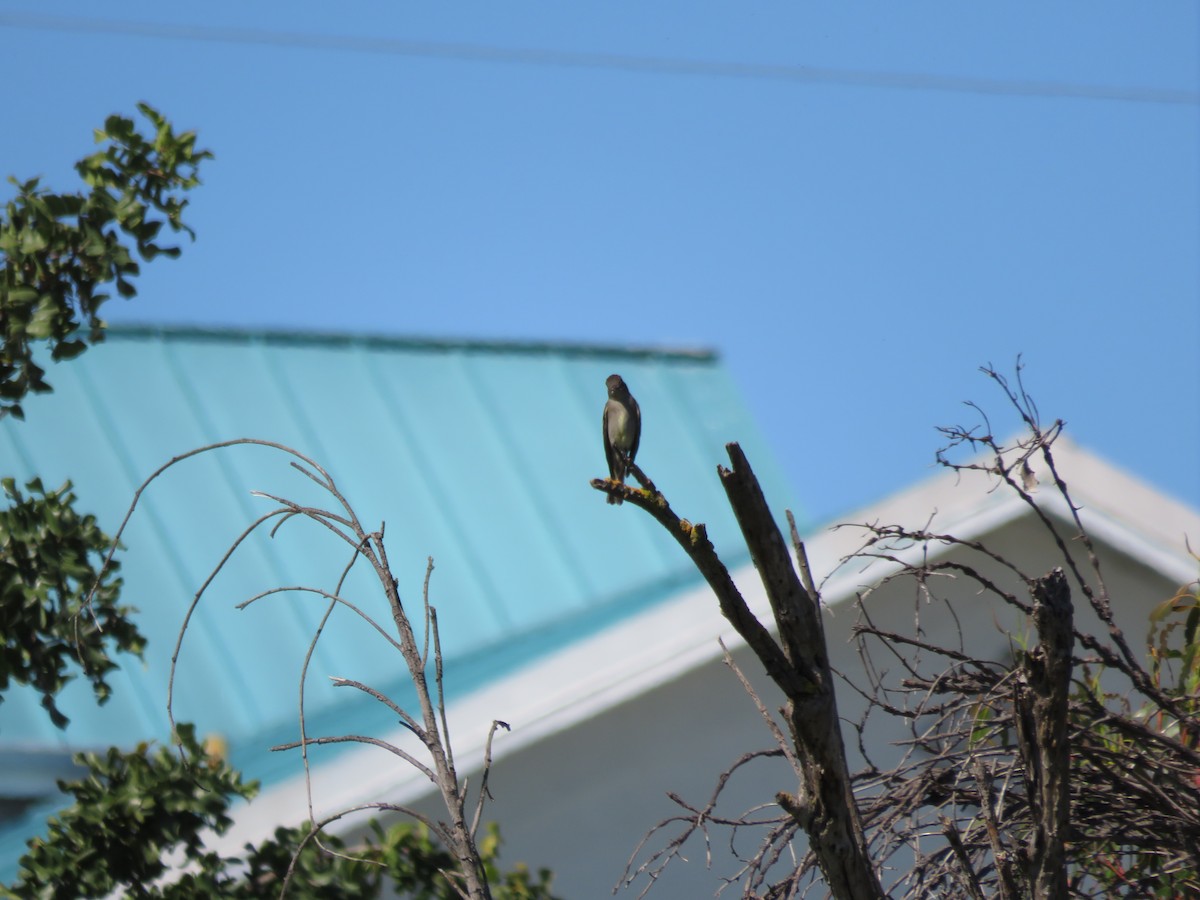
[{"x1": 603, "y1": 374, "x2": 641, "y2": 505}]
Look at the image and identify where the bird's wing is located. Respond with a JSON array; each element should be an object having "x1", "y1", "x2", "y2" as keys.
[
  {"x1": 629, "y1": 395, "x2": 641, "y2": 463},
  {"x1": 602, "y1": 400, "x2": 618, "y2": 479}
]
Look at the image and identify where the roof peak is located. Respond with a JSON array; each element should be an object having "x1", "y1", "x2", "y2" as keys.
[{"x1": 102, "y1": 322, "x2": 717, "y2": 361}]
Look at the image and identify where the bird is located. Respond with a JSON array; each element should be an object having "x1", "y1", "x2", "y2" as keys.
[{"x1": 602, "y1": 374, "x2": 641, "y2": 505}]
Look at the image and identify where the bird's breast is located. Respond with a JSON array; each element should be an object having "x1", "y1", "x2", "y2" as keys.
[{"x1": 607, "y1": 403, "x2": 633, "y2": 448}]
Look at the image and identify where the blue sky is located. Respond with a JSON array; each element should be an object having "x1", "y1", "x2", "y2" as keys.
[{"x1": 2, "y1": 4, "x2": 1197, "y2": 528}]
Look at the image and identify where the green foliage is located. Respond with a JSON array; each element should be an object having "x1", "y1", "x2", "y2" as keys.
[
  {"x1": 0, "y1": 476, "x2": 144, "y2": 729},
  {"x1": 149, "y1": 819, "x2": 459, "y2": 900},
  {"x1": 237, "y1": 819, "x2": 556, "y2": 900},
  {"x1": 1072, "y1": 558, "x2": 1200, "y2": 897},
  {"x1": 252, "y1": 820, "x2": 559, "y2": 900},
  {"x1": 0, "y1": 103, "x2": 190, "y2": 724},
  {"x1": 1148, "y1": 560, "x2": 1200, "y2": 727},
  {"x1": 2, "y1": 722, "x2": 557, "y2": 899},
  {"x1": 0, "y1": 102, "x2": 211, "y2": 418},
  {"x1": 234, "y1": 820, "x2": 456, "y2": 900},
  {"x1": 3, "y1": 723, "x2": 257, "y2": 899}
]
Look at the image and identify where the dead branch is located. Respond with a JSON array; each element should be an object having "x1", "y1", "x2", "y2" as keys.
[
  {"x1": 1020, "y1": 568, "x2": 1072, "y2": 899},
  {"x1": 598, "y1": 444, "x2": 884, "y2": 899},
  {"x1": 100, "y1": 441, "x2": 504, "y2": 899}
]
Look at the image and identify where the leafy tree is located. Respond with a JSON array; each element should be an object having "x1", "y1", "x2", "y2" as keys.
[
  {"x1": 4, "y1": 724, "x2": 256, "y2": 899},
  {"x1": 0, "y1": 476, "x2": 141, "y2": 729},
  {"x1": 1, "y1": 102, "x2": 210, "y2": 420},
  {"x1": 1, "y1": 102, "x2": 203, "y2": 726},
  {"x1": 3, "y1": 724, "x2": 556, "y2": 900}
]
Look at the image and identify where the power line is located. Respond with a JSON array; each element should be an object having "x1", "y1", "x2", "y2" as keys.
[{"x1": 3, "y1": 11, "x2": 1197, "y2": 107}]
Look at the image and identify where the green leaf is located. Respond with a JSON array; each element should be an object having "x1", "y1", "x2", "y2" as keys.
[
  {"x1": 26, "y1": 298, "x2": 61, "y2": 339},
  {"x1": 18, "y1": 228, "x2": 49, "y2": 254},
  {"x1": 51, "y1": 340, "x2": 88, "y2": 361},
  {"x1": 3, "y1": 286, "x2": 38, "y2": 304}
]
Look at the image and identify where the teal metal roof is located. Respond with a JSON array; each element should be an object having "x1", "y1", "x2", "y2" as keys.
[{"x1": 0, "y1": 325, "x2": 799, "y2": 864}]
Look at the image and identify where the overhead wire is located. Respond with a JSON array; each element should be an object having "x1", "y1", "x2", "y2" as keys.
[{"x1": 2, "y1": 11, "x2": 1197, "y2": 107}]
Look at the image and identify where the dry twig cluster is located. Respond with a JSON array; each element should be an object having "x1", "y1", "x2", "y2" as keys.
[{"x1": 600, "y1": 363, "x2": 1200, "y2": 898}]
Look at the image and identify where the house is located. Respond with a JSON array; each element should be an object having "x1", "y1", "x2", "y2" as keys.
[
  {"x1": 2, "y1": 326, "x2": 1196, "y2": 897},
  {"x1": 0, "y1": 324, "x2": 795, "y2": 882},
  {"x1": 268, "y1": 430, "x2": 1196, "y2": 898}
]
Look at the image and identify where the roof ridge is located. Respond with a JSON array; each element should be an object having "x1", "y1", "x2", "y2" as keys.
[{"x1": 102, "y1": 322, "x2": 718, "y2": 361}]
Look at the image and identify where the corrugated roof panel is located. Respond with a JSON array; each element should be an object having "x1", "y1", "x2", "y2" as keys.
[
  {"x1": 371, "y1": 346, "x2": 564, "y2": 632},
  {"x1": 0, "y1": 327, "x2": 801, "y2": 782},
  {"x1": 158, "y1": 336, "x2": 427, "y2": 692}
]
